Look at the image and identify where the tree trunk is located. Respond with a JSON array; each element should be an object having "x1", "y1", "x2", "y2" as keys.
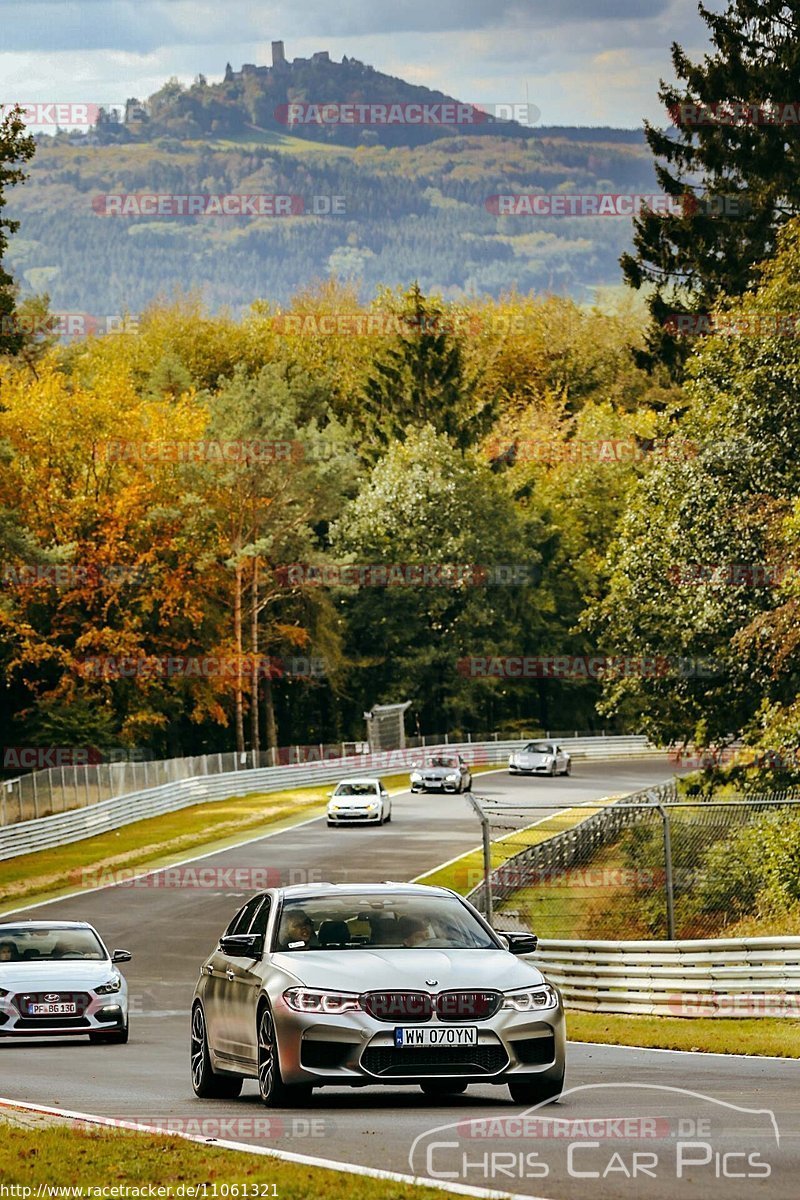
[
  {"x1": 251, "y1": 558, "x2": 261, "y2": 757},
  {"x1": 234, "y1": 560, "x2": 245, "y2": 755},
  {"x1": 264, "y1": 672, "x2": 279, "y2": 763}
]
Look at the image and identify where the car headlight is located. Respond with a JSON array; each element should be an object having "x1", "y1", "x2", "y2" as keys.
[
  {"x1": 330, "y1": 803, "x2": 340, "y2": 811},
  {"x1": 0, "y1": 987, "x2": 9, "y2": 999},
  {"x1": 503, "y1": 985, "x2": 559, "y2": 1011},
  {"x1": 283, "y1": 988, "x2": 361, "y2": 1014},
  {"x1": 366, "y1": 802, "x2": 378, "y2": 810},
  {"x1": 410, "y1": 771, "x2": 422, "y2": 781},
  {"x1": 95, "y1": 974, "x2": 122, "y2": 995},
  {"x1": 445, "y1": 773, "x2": 458, "y2": 782}
]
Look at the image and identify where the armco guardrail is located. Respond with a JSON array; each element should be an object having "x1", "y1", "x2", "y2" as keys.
[
  {"x1": 0, "y1": 735, "x2": 658, "y2": 860},
  {"x1": 0, "y1": 732, "x2": 654, "y2": 826},
  {"x1": 532, "y1": 937, "x2": 800, "y2": 1017}
]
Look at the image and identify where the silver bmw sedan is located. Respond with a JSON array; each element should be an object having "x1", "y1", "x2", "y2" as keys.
[{"x1": 191, "y1": 882, "x2": 565, "y2": 1106}]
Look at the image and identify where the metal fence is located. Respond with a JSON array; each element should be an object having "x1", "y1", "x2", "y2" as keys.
[
  {"x1": 465, "y1": 786, "x2": 800, "y2": 940},
  {"x1": 0, "y1": 733, "x2": 657, "y2": 828},
  {"x1": 0, "y1": 735, "x2": 659, "y2": 860}
]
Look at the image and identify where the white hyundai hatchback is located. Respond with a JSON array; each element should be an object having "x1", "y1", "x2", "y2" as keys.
[{"x1": 0, "y1": 920, "x2": 131, "y2": 1043}]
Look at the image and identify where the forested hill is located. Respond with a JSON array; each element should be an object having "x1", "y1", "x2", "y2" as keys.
[
  {"x1": 8, "y1": 123, "x2": 656, "y2": 315},
  {"x1": 99, "y1": 48, "x2": 542, "y2": 149}
]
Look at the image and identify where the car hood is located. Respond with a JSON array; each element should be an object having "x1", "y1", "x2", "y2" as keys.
[
  {"x1": 514, "y1": 751, "x2": 552, "y2": 762},
  {"x1": 0, "y1": 961, "x2": 117, "y2": 990},
  {"x1": 418, "y1": 766, "x2": 458, "y2": 777},
  {"x1": 271, "y1": 948, "x2": 546, "y2": 991}
]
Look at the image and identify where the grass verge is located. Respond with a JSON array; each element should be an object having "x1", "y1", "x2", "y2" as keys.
[
  {"x1": 0, "y1": 1114, "x2": 455, "y2": 1198},
  {"x1": 0, "y1": 765, "x2": 499, "y2": 914},
  {"x1": 568, "y1": 1011, "x2": 800, "y2": 1057},
  {"x1": 0, "y1": 774, "x2": 414, "y2": 913}
]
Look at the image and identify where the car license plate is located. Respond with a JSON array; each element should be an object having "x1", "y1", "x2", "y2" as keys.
[
  {"x1": 28, "y1": 1002, "x2": 77, "y2": 1015},
  {"x1": 394, "y1": 1026, "x2": 478, "y2": 1047}
]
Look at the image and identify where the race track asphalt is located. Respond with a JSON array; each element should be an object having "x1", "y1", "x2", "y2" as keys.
[{"x1": 1, "y1": 757, "x2": 798, "y2": 1200}]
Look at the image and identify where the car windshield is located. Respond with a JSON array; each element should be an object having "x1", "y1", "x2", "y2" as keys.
[
  {"x1": 334, "y1": 783, "x2": 378, "y2": 796},
  {"x1": 428, "y1": 757, "x2": 458, "y2": 769},
  {"x1": 0, "y1": 927, "x2": 106, "y2": 962},
  {"x1": 274, "y1": 894, "x2": 497, "y2": 952},
  {"x1": 524, "y1": 742, "x2": 554, "y2": 754}
]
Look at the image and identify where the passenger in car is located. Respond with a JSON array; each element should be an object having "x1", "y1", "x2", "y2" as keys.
[{"x1": 0, "y1": 940, "x2": 18, "y2": 961}]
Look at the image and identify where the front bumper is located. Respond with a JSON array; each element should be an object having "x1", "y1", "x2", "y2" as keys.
[
  {"x1": 0, "y1": 993, "x2": 128, "y2": 1037},
  {"x1": 327, "y1": 809, "x2": 383, "y2": 824},
  {"x1": 273, "y1": 999, "x2": 566, "y2": 1087},
  {"x1": 411, "y1": 780, "x2": 460, "y2": 792},
  {"x1": 509, "y1": 761, "x2": 553, "y2": 774}
]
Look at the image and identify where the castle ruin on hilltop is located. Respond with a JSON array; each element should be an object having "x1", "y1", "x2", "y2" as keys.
[{"x1": 223, "y1": 41, "x2": 345, "y2": 83}]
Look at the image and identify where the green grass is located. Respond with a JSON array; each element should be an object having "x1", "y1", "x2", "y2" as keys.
[
  {"x1": 568, "y1": 1011, "x2": 800, "y2": 1057},
  {"x1": 0, "y1": 1117, "x2": 457, "y2": 1198},
  {"x1": 0, "y1": 774, "x2": 414, "y2": 913}
]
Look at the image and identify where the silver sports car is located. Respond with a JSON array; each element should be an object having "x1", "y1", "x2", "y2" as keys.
[
  {"x1": 0, "y1": 920, "x2": 131, "y2": 1043},
  {"x1": 191, "y1": 882, "x2": 565, "y2": 1106},
  {"x1": 508, "y1": 741, "x2": 571, "y2": 776}
]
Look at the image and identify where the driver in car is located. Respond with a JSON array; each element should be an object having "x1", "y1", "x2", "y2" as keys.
[
  {"x1": 397, "y1": 916, "x2": 428, "y2": 947},
  {"x1": 280, "y1": 910, "x2": 319, "y2": 948}
]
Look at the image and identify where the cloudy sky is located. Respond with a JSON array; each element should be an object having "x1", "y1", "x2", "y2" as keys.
[{"x1": 1, "y1": 0, "x2": 720, "y2": 128}]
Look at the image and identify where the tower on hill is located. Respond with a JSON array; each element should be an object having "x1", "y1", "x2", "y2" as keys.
[{"x1": 272, "y1": 41, "x2": 286, "y2": 68}]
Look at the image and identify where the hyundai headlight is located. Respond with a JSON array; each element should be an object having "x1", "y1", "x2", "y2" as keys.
[
  {"x1": 503, "y1": 985, "x2": 558, "y2": 1011},
  {"x1": 95, "y1": 974, "x2": 122, "y2": 995},
  {"x1": 283, "y1": 988, "x2": 361, "y2": 1014}
]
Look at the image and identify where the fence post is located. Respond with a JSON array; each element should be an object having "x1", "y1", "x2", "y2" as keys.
[
  {"x1": 657, "y1": 803, "x2": 676, "y2": 939},
  {"x1": 465, "y1": 792, "x2": 493, "y2": 926}
]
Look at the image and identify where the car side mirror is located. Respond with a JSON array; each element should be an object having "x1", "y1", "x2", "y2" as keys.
[
  {"x1": 498, "y1": 931, "x2": 538, "y2": 955},
  {"x1": 219, "y1": 933, "x2": 264, "y2": 958},
  {"x1": 111, "y1": 949, "x2": 132, "y2": 963}
]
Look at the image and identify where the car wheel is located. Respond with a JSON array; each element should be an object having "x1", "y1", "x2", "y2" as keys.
[
  {"x1": 327, "y1": 820, "x2": 337, "y2": 827},
  {"x1": 465, "y1": 777, "x2": 472, "y2": 792},
  {"x1": 257, "y1": 1003, "x2": 312, "y2": 1107},
  {"x1": 563, "y1": 761, "x2": 571, "y2": 776},
  {"x1": 507, "y1": 1069, "x2": 564, "y2": 1106},
  {"x1": 385, "y1": 808, "x2": 392, "y2": 822},
  {"x1": 549, "y1": 763, "x2": 556, "y2": 776},
  {"x1": 191, "y1": 1004, "x2": 242, "y2": 1098},
  {"x1": 89, "y1": 1021, "x2": 128, "y2": 1045},
  {"x1": 420, "y1": 1080, "x2": 469, "y2": 1096}
]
